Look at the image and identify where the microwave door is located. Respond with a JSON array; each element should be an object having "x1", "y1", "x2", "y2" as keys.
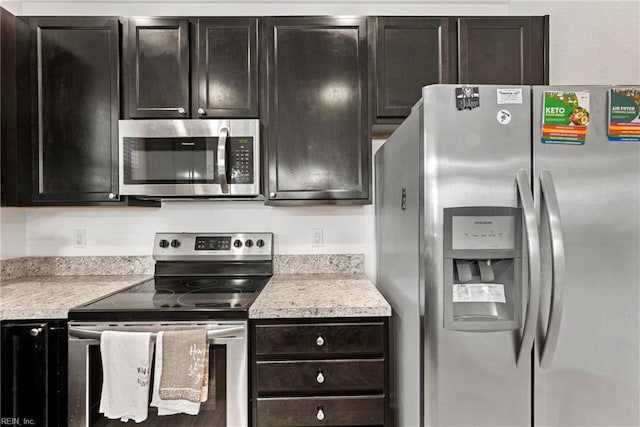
[
  {"x1": 119, "y1": 119, "x2": 261, "y2": 197},
  {"x1": 124, "y1": 137, "x2": 196, "y2": 184}
]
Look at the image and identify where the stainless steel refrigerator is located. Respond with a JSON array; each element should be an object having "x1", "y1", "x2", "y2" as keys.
[{"x1": 375, "y1": 84, "x2": 640, "y2": 426}]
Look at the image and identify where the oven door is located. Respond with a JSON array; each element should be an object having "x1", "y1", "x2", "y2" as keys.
[
  {"x1": 119, "y1": 119, "x2": 260, "y2": 197},
  {"x1": 67, "y1": 321, "x2": 247, "y2": 427}
]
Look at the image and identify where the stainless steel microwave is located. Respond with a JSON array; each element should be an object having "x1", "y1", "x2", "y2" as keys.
[{"x1": 118, "y1": 119, "x2": 260, "y2": 198}]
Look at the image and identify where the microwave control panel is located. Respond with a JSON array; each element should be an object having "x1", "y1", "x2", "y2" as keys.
[{"x1": 230, "y1": 137, "x2": 254, "y2": 184}]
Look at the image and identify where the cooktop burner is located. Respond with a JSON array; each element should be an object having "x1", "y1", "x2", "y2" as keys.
[
  {"x1": 68, "y1": 232, "x2": 273, "y2": 321},
  {"x1": 70, "y1": 276, "x2": 270, "y2": 320}
]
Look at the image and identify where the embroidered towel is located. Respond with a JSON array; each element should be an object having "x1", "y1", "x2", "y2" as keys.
[
  {"x1": 99, "y1": 331, "x2": 153, "y2": 423},
  {"x1": 159, "y1": 329, "x2": 209, "y2": 402},
  {"x1": 151, "y1": 331, "x2": 209, "y2": 415}
]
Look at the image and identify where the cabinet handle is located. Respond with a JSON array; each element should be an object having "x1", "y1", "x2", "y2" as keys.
[
  {"x1": 108, "y1": 193, "x2": 117, "y2": 200},
  {"x1": 316, "y1": 408, "x2": 325, "y2": 421},
  {"x1": 269, "y1": 192, "x2": 276, "y2": 199},
  {"x1": 30, "y1": 327, "x2": 42, "y2": 337},
  {"x1": 198, "y1": 107, "x2": 206, "y2": 116},
  {"x1": 316, "y1": 372, "x2": 325, "y2": 384},
  {"x1": 316, "y1": 335, "x2": 325, "y2": 346},
  {"x1": 178, "y1": 107, "x2": 187, "y2": 115}
]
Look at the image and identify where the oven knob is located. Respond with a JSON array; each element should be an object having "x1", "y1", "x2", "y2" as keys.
[
  {"x1": 159, "y1": 239, "x2": 170, "y2": 248},
  {"x1": 256, "y1": 239, "x2": 265, "y2": 248},
  {"x1": 170, "y1": 239, "x2": 180, "y2": 248},
  {"x1": 245, "y1": 239, "x2": 253, "y2": 248},
  {"x1": 233, "y1": 239, "x2": 243, "y2": 248}
]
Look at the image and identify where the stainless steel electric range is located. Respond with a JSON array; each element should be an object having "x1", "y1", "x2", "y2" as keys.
[{"x1": 67, "y1": 232, "x2": 273, "y2": 427}]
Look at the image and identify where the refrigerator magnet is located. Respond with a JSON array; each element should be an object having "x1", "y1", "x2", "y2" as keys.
[
  {"x1": 497, "y1": 109, "x2": 512, "y2": 125},
  {"x1": 608, "y1": 87, "x2": 640, "y2": 142},
  {"x1": 497, "y1": 88, "x2": 523, "y2": 104},
  {"x1": 456, "y1": 86, "x2": 480, "y2": 110},
  {"x1": 541, "y1": 91, "x2": 590, "y2": 145}
]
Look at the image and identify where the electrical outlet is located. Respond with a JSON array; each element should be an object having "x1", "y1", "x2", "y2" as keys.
[
  {"x1": 73, "y1": 229, "x2": 86, "y2": 248},
  {"x1": 311, "y1": 227, "x2": 323, "y2": 247}
]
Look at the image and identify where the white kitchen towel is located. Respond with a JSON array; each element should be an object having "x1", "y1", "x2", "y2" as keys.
[
  {"x1": 99, "y1": 331, "x2": 153, "y2": 423},
  {"x1": 150, "y1": 331, "x2": 202, "y2": 416}
]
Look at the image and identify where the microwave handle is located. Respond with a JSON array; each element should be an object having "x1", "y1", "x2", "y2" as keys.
[{"x1": 218, "y1": 127, "x2": 229, "y2": 194}]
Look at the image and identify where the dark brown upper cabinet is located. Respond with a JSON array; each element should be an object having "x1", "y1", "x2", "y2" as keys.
[
  {"x1": 458, "y1": 16, "x2": 548, "y2": 85},
  {"x1": 263, "y1": 17, "x2": 370, "y2": 204},
  {"x1": 1, "y1": 8, "x2": 22, "y2": 206},
  {"x1": 370, "y1": 16, "x2": 548, "y2": 122},
  {"x1": 372, "y1": 17, "x2": 455, "y2": 121},
  {"x1": 124, "y1": 17, "x2": 258, "y2": 119},
  {"x1": 125, "y1": 18, "x2": 190, "y2": 118},
  {"x1": 29, "y1": 17, "x2": 121, "y2": 204},
  {"x1": 193, "y1": 18, "x2": 259, "y2": 118}
]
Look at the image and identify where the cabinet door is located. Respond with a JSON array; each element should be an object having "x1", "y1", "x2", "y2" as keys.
[
  {"x1": 1, "y1": 322, "x2": 49, "y2": 425},
  {"x1": 373, "y1": 17, "x2": 454, "y2": 120},
  {"x1": 458, "y1": 17, "x2": 548, "y2": 85},
  {"x1": 30, "y1": 18, "x2": 120, "y2": 204},
  {"x1": 194, "y1": 18, "x2": 258, "y2": 118},
  {"x1": 125, "y1": 18, "x2": 190, "y2": 118},
  {"x1": 264, "y1": 17, "x2": 370, "y2": 203}
]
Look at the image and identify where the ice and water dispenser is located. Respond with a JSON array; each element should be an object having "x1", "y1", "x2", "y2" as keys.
[{"x1": 443, "y1": 207, "x2": 522, "y2": 331}]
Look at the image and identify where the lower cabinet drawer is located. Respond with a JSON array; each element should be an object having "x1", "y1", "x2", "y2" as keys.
[
  {"x1": 256, "y1": 359, "x2": 384, "y2": 394},
  {"x1": 255, "y1": 322, "x2": 385, "y2": 356},
  {"x1": 255, "y1": 395, "x2": 385, "y2": 427}
]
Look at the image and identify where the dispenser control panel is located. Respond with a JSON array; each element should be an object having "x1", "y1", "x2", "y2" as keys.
[{"x1": 451, "y1": 216, "x2": 516, "y2": 250}]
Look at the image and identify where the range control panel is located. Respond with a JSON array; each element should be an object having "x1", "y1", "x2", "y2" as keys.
[{"x1": 153, "y1": 232, "x2": 273, "y2": 261}]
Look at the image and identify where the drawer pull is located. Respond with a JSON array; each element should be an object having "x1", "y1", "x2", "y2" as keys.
[
  {"x1": 316, "y1": 408, "x2": 325, "y2": 421},
  {"x1": 316, "y1": 335, "x2": 325, "y2": 346},
  {"x1": 316, "y1": 372, "x2": 325, "y2": 384}
]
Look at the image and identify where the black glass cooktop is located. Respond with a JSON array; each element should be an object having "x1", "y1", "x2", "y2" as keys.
[{"x1": 68, "y1": 276, "x2": 270, "y2": 321}]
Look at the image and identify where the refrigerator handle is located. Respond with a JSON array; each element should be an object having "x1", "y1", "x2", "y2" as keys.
[
  {"x1": 539, "y1": 170, "x2": 566, "y2": 369},
  {"x1": 516, "y1": 169, "x2": 541, "y2": 365}
]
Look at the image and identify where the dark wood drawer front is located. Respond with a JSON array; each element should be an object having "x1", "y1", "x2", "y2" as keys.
[
  {"x1": 256, "y1": 395, "x2": 385, "y2": 427},
  {"x1": 255, "y1": 323, "x2": 384, "y2": 357},
  {"x1": 256, "y1": 359, "x2": 384, "y2": 394}
]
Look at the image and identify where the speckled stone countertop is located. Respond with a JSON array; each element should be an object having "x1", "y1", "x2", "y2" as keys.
[
  {"x1": 0, "y1": 275, "x2": 151, "y2": 320},
  {"x1": 0, "y1": 253, "x2": 388, "y2": 321},
  {"x1": 249, "y1": 274, "x2": 391, "y2": 319}
]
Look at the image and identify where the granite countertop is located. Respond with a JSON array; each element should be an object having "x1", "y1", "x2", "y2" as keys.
[
  {"x1": 0, "y1": 275, "x2": 151, "y2": 320},
  {"x1": 0, "y1": 254, "x2": 390, "y2": 321},
  {"x1": 1, "y1": 273, "x2": 391, "y2": 321},
  {"x1": 249, "y1": 274, "x2": 391, "y2": 319}
]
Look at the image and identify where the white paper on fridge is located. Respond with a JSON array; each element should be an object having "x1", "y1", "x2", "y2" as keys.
[{"x1": 452, "y1": 283, "x2": 506, "y2": 303}]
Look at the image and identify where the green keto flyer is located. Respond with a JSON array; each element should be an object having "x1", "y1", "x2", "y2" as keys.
[{"x1": 542, "y1": 91, "x2": 589, "y2": 145}]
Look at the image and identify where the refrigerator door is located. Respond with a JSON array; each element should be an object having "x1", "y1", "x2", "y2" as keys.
[
  {"x1": 421, "y1": 85, "x2": 533, "y2": 426},
  {"x1": 533, "y1": 86, "x2": 640, "y2": 426},
  {"x1": 376, "y1": 104, "x2": 424, "y2": 427}
]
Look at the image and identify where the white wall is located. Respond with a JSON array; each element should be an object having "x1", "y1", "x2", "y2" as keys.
[
  {"x1": 25, "y1": 200, "x2": 380, "y2": 277},
  {"x1": 3, "y1": 0, "x2": 639, "y2": 279},
  {"x1": 0, "y1": 207, "x2": 27, "y2": 259},
  {"x1": 509, "y1": 1, "x2": 640, "y2": 85}
]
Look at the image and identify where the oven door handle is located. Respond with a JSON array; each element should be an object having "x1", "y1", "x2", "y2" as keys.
[{"x1": 68, "y1": 326, "x2": 246, "y2": 341}]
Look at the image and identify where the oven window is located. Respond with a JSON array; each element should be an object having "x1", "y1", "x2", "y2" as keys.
[{"x1": 88, "y1": 344, "x2": 227, "y2": 426}]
